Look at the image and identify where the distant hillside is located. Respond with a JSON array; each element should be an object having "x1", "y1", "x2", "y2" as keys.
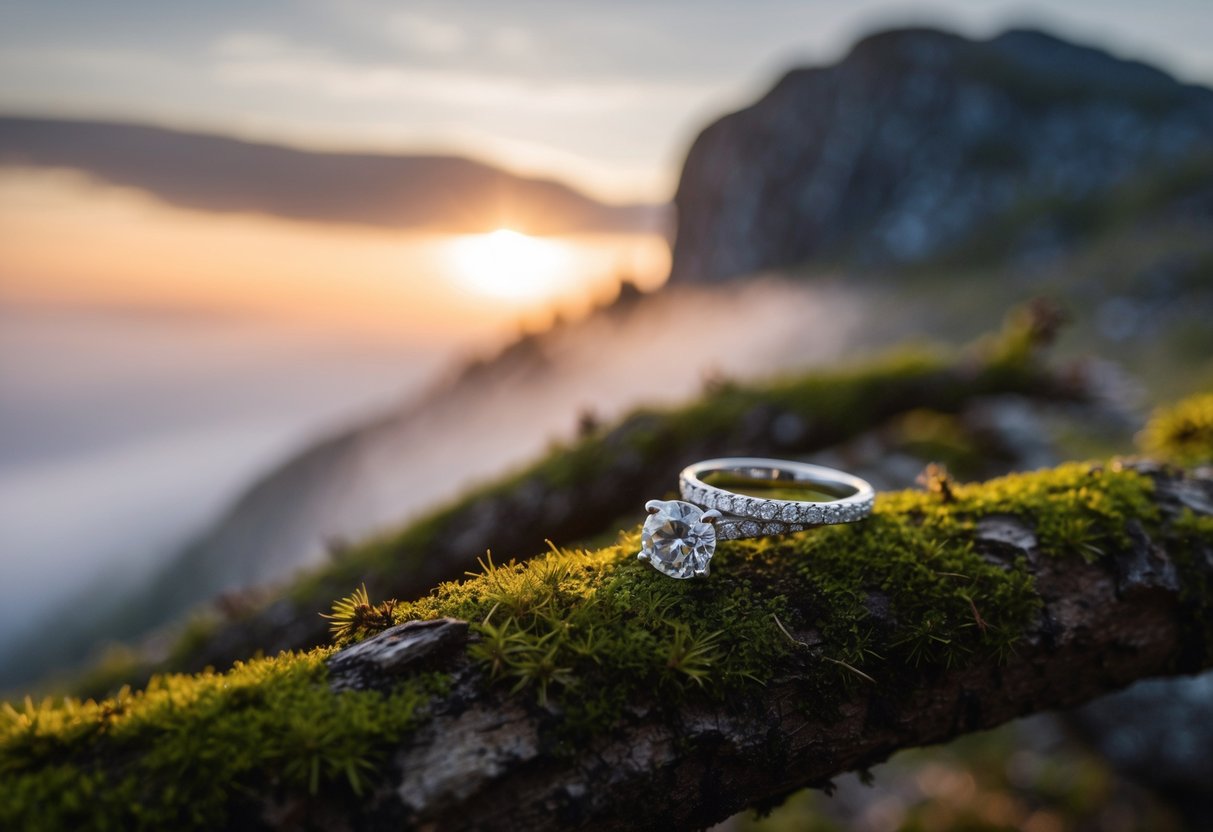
[
  {"x1": 671, "y1": 27, "x2": 1213, "y2": 282},
  {"x1": 0, "y1": 116, "x2": 662, "y2": 234}
]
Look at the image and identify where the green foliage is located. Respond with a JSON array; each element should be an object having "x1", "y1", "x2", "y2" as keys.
[
  {"x1": 0, "y1": 651, "x2": 442, "y2": 830},
  {"x1": 441, "y1": 543, "x2": 793, "y2": 735},
  {"x1": 1139, "y1": 392, "x2": 1213, "y2": 466}
]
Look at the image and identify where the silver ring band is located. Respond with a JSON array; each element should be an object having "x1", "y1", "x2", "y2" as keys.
[{"x1": 679, "y1": 457, "x2": 875, "y2": 540}]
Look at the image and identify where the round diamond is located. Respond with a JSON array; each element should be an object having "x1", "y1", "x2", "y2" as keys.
[
  {"x1": 640, "y1": 500, "x2": 716, "y2": 579},
  {"x1": 757, "y1": 501, "x2": 778, "y2": 520}
]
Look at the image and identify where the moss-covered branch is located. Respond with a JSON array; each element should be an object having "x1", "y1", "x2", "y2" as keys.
[
  {"x1": 105, "y1": 311, "x2": 1090, "y2": 691},
  {"x1": 5, "y1": 460, "x2": 1210, "y2": 830}
]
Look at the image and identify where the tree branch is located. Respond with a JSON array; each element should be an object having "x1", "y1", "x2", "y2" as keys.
[
  {"x1": 322, "y1": 462, "x2": 1212, "y2": 831},
  {"x1": 165, "y1": 333, "x2": 1090, "y2": 682}
]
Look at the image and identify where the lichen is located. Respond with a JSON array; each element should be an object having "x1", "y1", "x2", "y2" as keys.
[
  {"x1": 1138, "y1": 392, "x2": 1213, "y2": 466},
  {"x1": 0, "y1": 651, "x2": 442, "y2": 830}
]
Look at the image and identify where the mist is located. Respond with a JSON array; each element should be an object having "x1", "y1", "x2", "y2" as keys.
[
  {"x1": 0, "y1": 302, "x2": 448, "y2": 645},
  {"x1": 149, "y1": 279, "x2": 881, "y2": 605}
]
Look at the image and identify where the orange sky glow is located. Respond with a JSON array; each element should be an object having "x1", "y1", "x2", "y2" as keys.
[{"x1": 0, "y1": 168, "x2": 671, "y2": 342}]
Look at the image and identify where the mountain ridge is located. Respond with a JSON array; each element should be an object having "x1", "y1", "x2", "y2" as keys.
[{"x1": 0, "y1": 115, "x2": 663, "y2": 234}]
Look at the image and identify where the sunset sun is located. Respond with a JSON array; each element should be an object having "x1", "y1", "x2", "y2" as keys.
[{"x1": 447, "y1": 228, "x2": 574, "y2": 303}]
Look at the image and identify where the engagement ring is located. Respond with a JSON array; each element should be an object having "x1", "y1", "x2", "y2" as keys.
[{"x1": 637, "y1": 458, "x2": 874, "y2": 579}]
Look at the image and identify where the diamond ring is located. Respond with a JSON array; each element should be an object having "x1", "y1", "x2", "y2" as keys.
[{"x1": 638, "y1": 458, "x2": 874, "y2": 579}]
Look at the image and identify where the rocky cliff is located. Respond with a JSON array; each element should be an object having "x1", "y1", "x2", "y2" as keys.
[{"x1": 670, "y1": 27, "x2": 1213, "y2": 282}]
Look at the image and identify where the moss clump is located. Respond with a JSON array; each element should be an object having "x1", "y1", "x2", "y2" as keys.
[
  {"x1": 322, "y1": 584, "x2": 400, "y2": 647},
  {"x1": 0, "y1": 651, "x2": 442, "y2": 830},
  {"x1": 1139, "y1": 392, "x2": 1213, "y2": 466},
  {"x1": 908, "y1": 459, "x2": 1160, "y2": 562}
]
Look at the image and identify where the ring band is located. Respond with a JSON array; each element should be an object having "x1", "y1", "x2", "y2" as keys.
[
  {"x1": 680, "y1": 457, "x2": 875, "y2": 540},
  {"x1": 637, "y1": 457, "x2": 874, "y2": 579}
]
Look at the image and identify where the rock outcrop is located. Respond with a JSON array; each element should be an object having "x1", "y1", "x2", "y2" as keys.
[{"x1": 670, "y1": 28, "x2": 1213, "y2": 282}]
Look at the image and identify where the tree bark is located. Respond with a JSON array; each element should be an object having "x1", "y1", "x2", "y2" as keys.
[{"x1": 320, "y1": 462, "x2": 1213, "y2": 832}]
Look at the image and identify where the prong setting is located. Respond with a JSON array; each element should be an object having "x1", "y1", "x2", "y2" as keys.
[{"x1": 637, "y1": 499, "x2": 716, "y2": 580}]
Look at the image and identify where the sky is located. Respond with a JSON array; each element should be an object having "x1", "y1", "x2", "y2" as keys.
[{"x1": 1, "y1": 0, "x2": 1211, "y2": 203}]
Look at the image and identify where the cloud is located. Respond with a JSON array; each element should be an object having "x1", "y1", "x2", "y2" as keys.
[
  {"x1": 488, "y1": 26, "x2": 534, "y2": 60},
  {"x1": 387, "y1": 12, "x2": 468, "y2": 56},
  {"x1": 209, "y1": 31, "x2": 696, "y2": 114}
]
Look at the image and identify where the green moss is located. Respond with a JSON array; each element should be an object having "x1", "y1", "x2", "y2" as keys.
[
  {"x1": 322, "y1": 584, "x2": 400, "y2": 647},
  {"x1": 0, "y1": 651, "x2": 442, "y2": 830},
  {"x1": 909, "y1": 459, "x2": 1160, "y2": 561},
  {"x1": 350, "y1": 463, "x2": 1160, "y2": 738},
  {"x1": 1138, "y1": 392, "x2": 1213, "y2": 466}
]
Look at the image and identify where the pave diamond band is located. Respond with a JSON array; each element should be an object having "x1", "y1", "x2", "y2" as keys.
[{"x1": 679, "y1": 457, "x2": 874, "y2": 541}]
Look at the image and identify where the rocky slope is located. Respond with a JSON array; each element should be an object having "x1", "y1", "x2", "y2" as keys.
[{"x1": 670, "y1": 27, "x2": 1213, "y2": 282}]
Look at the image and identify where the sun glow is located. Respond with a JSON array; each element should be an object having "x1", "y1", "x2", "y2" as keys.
[
  {"x1": 0, "y1": 170, "x2": 671, "y2": 340},
  {"x1": 446, "y1": 228, "x2": 575, "y2": 304}
]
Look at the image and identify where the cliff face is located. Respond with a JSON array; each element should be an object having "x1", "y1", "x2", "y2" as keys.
[{"x1": 670, "y1": 28, "x2": 1213, "y2": 282}]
